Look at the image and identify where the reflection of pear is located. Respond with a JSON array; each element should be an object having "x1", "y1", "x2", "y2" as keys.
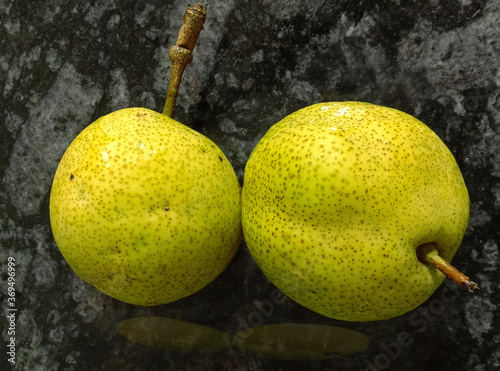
[
  {"x1": 117, "y1": 316, "x2": 228, "y2": 353},
  {"x1": 233, "y1": 323, "x2": 369, "y2": 360}
]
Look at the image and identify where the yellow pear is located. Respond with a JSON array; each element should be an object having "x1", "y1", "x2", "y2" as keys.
[
  {"x1": 50, "y1": 107, "x2": 242, "y2": 305},
  {"x1": 242, "y1": 101, "x2": 472, "y2": 321}
]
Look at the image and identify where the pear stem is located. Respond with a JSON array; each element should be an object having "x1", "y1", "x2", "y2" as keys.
[
  {"x1": 162, "y1": 3, "x2": 207, "y2": 119},
  {"x1": 418, "y1": 244, "x2": 478, "y2": 292}
]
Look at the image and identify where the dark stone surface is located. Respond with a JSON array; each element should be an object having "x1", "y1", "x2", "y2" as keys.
[{"x1": 1, "y1": 0, "x2": 499, "y2": 370}]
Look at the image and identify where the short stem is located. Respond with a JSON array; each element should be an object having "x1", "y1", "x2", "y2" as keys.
[
  {"x1": 418, "y1": 243, "x2": 478, "y2": 292},
  {"x1": 162, "y1": 3, "x2": 207, "y2": 119}
]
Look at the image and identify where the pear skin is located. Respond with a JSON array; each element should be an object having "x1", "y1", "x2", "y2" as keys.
[
  {"x1": 242, "y1": 102, "x2": 469, "y2": 322},
  {"x1": 50, "y1": 107, "x2": 242, "y2": 306}
]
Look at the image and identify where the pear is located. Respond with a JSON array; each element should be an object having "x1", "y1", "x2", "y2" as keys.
[
  {"x1": 50, "y1": 4, "x2": 242, "y2": 306},
  {"x1": 242, "y1": 101, "x2": 474, "y2": 322},
  {"x1": 50, "y1": 107, "x2": 241, "y2": 305}
]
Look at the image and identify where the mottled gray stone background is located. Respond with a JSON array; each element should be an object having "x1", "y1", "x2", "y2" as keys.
[{"x1": 1, "y1": 0, "x2": 499, "y2": 370}]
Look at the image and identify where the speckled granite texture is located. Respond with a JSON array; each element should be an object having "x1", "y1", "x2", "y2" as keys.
[{"x1": 1, "y1": 0, "x2": 499, "y2": 370}]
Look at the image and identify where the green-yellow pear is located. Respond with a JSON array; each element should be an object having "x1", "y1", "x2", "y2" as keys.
[
  {"x1": 50, "y1": 107, "x2": 242, "y2": 305},
  {"x1": 242, "y1": 101, "x2": 474, "y2": 322}
]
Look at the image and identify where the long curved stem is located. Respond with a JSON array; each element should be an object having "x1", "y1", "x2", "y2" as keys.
[{"x1": 162, "y1": 3, "x2": 207, "y2": 119}]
